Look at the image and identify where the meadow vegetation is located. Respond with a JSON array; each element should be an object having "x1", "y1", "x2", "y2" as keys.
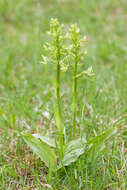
[{"x1": 0, "y1": 0, "x2": 127, "y2": 189}]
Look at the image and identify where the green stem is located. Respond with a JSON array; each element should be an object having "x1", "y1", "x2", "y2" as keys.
[
  {"x1": 56, "y1": 62, "x2": 64, "y2": 158},
  {"x1": 72, "y1": 57, "x2": 77, "y2": 139}
]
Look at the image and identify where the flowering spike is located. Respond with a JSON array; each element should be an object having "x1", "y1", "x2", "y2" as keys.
[{"x1": 67, "y1": 23, "x2": 93, "y2": 139}]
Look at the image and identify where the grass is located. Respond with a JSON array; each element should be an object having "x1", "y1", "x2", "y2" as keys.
[{"x1": 0, "y1": 0, "x2": 127, "y2": 189}]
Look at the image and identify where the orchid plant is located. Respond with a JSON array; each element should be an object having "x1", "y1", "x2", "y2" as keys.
[{"x1": 22, "y1": 18, "x2": 117, "y2": 172}]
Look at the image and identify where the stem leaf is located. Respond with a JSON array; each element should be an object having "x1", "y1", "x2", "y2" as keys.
[{"x1": 54, "y1": 106, "x2": 63, "y2": 131}]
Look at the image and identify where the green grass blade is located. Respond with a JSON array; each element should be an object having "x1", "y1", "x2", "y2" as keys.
[{"x1": 87, "y1": 127, "x2": 117, "y2": 157}]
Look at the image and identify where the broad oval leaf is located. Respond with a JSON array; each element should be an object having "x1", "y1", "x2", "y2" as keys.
[
  {"x1": 22, "y1": 133, "x2": 57, "y2": 172},
  {"x1": 32, "y1": 134, "x2": 56, "y2": 148},
  {"x1": 61, "y1": 136, "x2": 86, "y2": 167}
]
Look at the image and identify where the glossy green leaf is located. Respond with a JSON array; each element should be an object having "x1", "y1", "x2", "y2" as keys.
[
  {"x1": 32, "y1": 134, "x2": 56, "y2": 148},
  {"x1": 22, "y1": 133, "x2": 57, "y2": 171},
  {"x1": 61, "y1": 136, "x2": 86, "y2": 167}
]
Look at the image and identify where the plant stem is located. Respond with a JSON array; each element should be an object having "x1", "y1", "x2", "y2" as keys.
[
  {"x1": 56, "y1": 61, "x2": 64, "y2": 158},
  {"x1": 72, "y1": 56, "x2": 78, "y2": 139}
]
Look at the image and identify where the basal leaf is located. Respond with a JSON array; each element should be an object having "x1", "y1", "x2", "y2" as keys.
[
  {"x1": 22, "y1": 133, "x2": 57, "y2": 171},
  {"x1": 61, "y1": 136, "x2": 86, "y2": 167},
  {"x1": 32, "y1": 134, "x2": 56, "y2": 148}
]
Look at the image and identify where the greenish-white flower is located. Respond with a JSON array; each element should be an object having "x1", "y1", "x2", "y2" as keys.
[{"x1": 41, "y1": 55, "x2": 49, "y2": 65}]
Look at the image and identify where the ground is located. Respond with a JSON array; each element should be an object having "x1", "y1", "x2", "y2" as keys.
[{"x1": 0, "y1": 0, "x2": 127, "y2": 189}]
